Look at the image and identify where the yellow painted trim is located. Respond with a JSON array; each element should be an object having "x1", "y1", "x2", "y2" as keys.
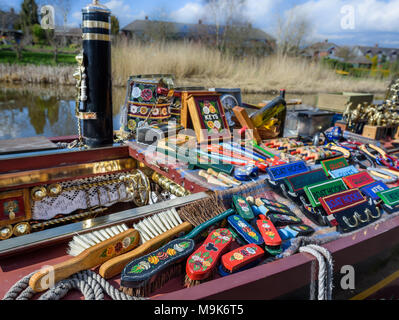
[{"x1": 350, "y1": 269, "x2": 399, "y2": 300}]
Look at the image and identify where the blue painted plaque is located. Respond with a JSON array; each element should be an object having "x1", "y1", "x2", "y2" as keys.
[{"x1": 266, "y1": 161, "x2": 309, "y2": 182}]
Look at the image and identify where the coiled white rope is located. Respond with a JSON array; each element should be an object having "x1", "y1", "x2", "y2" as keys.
[
  {"x1": 299, "y1": 244, "x2": 334, "y2": 300},
  {"x1": 2, "y1": 270, "x2": 147, "y2": 301}
]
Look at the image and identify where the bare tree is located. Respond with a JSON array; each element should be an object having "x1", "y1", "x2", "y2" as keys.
[
  {"x1": 202, "y1": 0, "x2": 248, "y2": 50},
  {"x1": 275, "y1": 8, "x2": 313, "y2": 57},
  {"x1": 143, "y1": 7, "x2": 175, "y2": 42}
]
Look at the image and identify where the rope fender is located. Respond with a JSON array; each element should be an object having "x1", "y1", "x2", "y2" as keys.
[
  {"x1": 2, "y1": 270, "x2": 147, "y2": 301},
  {"x1": 299, "y1": 244, "x2": 334, "y2": 300}
]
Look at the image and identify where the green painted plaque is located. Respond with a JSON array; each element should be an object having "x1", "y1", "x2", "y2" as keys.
[
  {"x1": 321, "y1": 156, "x2": 349, "y2": 176},
  {"x1": 304, "y1": 178, "x2": 348, "y2": 207},
  {"x1": 377, "y1": 186, "x2": 399, "y2": 207}
]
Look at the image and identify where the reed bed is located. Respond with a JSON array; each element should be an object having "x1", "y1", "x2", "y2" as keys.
[
  {"x1": 112, "y1": 40, "x2": 388, "y2": 94},
  {"x1": 0, "y1": 40, "x2": 389, "y2": 94}
]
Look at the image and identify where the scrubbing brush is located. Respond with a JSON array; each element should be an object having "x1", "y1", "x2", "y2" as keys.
[
  {"x1": 120, "y1": 238, "x2": 195, "y2": 297},
  {"x1": 99, "y1": 209, "x2": 192, "y2": 279},
  {"x1": 184, "y1": 228, "x2": 233, "y2": 288},
  {"x1": 218, "y1": 244, "x2": 264, "y2": 276},
  {"x1": 99, "y1": 195, "x2": 229, "y2": 279},
  {"x1": 29, "y1": 224, "x2": 140, "y2": 292}
]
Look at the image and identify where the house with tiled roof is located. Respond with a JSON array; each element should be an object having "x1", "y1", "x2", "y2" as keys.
[
  {"x1": 301, "y1": 40, "x2": 340, "y2": 59},
  {"x1": 353, "y1": 44, "x2": 399, "y2": 62},
  {"x1": 121, "y1": 17, "x2": 276, "y2": 55}
]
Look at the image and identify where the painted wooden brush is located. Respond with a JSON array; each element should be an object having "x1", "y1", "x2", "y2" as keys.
[
  {"x1": 184, "y1": 228, "x2": 233, "y2": 288},
  {"x1": 99, "y1": 209, "x2": 192, "y2": 279},
  {"x1": 227, "y1": 215, "x2": 264, "y2": 246},
  {"x1": 100, "y1": 196, "x2": 229, "y2": 279},
  {"x1": 120, "y1": 238, "x2": 195, "y2": 297},
  {"x1": 29, "y1": 224, "x2": 139, "y2": 292},
  {"x1": 256, "y1": 215, "x2": 282, "y2": 256},
  {"x1": 219, "y1": 244, "x2": 264, "y2": 276}
]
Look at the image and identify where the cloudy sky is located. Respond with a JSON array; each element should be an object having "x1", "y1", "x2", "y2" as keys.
[{"x1": 2, "y1": 0, "x2": 399, "y2": 47}]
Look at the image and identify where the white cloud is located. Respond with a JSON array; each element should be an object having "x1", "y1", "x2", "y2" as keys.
[
  {"x1": 290, "y1": 0, "x2": 399, "y2": 34},
  {"x1": 169, "y1": 3, "x2": 206, "y2": 23}
]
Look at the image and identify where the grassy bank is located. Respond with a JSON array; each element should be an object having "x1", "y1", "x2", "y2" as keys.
[
  {"x1": 0, "y1": 41, "x2": 390, "y2": 94},
  {"x1": 0, "y1": 48, "x2": 77, "y2": 66}
]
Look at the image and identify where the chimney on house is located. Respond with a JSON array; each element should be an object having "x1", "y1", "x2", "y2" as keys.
[
  {"x1": 375, "y1": 43, "x2": 379, "y2": 47},
  {"x1": 325, "y1": 39, "x2": 328, "y2": 43},
  {"x1": 145, "y1": 16, "x2": 149, "y2": 20},
  {"x1": 10, "y1": 8, "x2": 14, "y2": 14},
  {"x1": 198, "y1": 19, "x2": 202, "y2": 24}
]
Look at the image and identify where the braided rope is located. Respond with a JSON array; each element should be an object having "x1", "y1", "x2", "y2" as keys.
[
  {"x1": 299, "y1": 244, "x2": 334, "y2": 300},
  {"x1": 3, "y1": 270, "x2": 147, "y2": 301}
]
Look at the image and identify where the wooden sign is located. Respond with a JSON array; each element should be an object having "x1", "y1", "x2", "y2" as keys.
[{"x1": 186, "y1": 93, "x2": 231, "y2": 143}]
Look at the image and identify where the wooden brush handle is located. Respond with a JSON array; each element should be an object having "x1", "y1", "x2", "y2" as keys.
[
  {"x1": 99, "y1": 222, "x2": 192, "y2": 279},
  {"x1": 29, "y1": 229, "x2": 140, "y2": 292}
]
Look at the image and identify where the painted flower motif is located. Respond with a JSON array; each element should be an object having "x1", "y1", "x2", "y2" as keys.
[
  {"x1": 213, "y1": 231, "x2": 220, "y2": 237},
  {"x1": 148, "y1": 255, "x2": 159, "y2": 264},
  {"x1": 141, "y1": 88, "x2": 153, "y2": 101},
  {"x1": 132, "y1": 87, "x2": 141, "y2": 99},
  {"x1": 241, "y1": 249, "x2": 249, "y2": 256},
  {"x1": 115, "y1": 242, "x2": 123, "y2": 253},
  {"x1": 262, "y1": 222, "x2": 271, "y2": 229},
  {"x1": 130, "y1": 265, "x2": 144, "y2": 274},
  {"x1": 138, "y1": 261, "x2": 151, "y2": 270},
  {"x1": 265, "y1": 231, "x2": 275, "y2": 239},
  {"x1": 106, "y1": 246, "x2": 114, "y2": 257},
  {"x1": 167, "y1": 248, "x2": 176, "y2": 256},
  {"x1": 248, "y1": 231, "x2": 256, "y2": 238},
  {"x1": 209, "y1": 105, "x2": 216, "y2": 114},
  {"x1": 203, "y1": 260, "x2": 211, "y2": 267},
  {"x1": 246, "y1": 247, "x2": 256, "y2": 255},
  {"x1": 233, "y1": 252, "x2": 244, "y2": 260},
  {"x1": 203, "y1": 106, "x2": 210, "y2": 115},
  {"x1": 157, "y1": 251, "x2": 169, "y2": 260},
  {"x1": 122, "y1": 237, "x2": 131, "y2": 249},
  {"x1": 193, "y1": 261, "x2": 203, "y2": 270}
]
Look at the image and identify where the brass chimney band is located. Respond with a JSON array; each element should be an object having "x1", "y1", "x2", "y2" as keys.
[
  {"x1": 82, "y1": 33, "x2": 110, "y2": 41},
  {"x1": 82, "y1": 20, "x2": 110, "y2": 29}
]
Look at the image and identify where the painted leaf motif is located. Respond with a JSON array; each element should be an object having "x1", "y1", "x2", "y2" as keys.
[{"x1": 203, "y1": 251, "x2": 210, "y2": 258}]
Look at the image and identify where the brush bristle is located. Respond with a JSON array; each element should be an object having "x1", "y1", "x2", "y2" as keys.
[
  {"x1": 133, "y1": 208, "x2": 183, "y2": 244},
  {"x1": 178, "y1": 195, "x2": 227, "y2": 227},
  {"x1": 121, "y1": 263, "x2": 184, "y2": 297},
  {"x1": 184, "y1": 268, "x2": 216, "y2": 288},
  {"x1": 67, "y1": 224, "x2": 128, "y2": 256}
]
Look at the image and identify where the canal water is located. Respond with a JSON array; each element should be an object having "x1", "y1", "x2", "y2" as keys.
[{"x1": 0, "y1": 83, "x2": 318, "y2": 140}]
